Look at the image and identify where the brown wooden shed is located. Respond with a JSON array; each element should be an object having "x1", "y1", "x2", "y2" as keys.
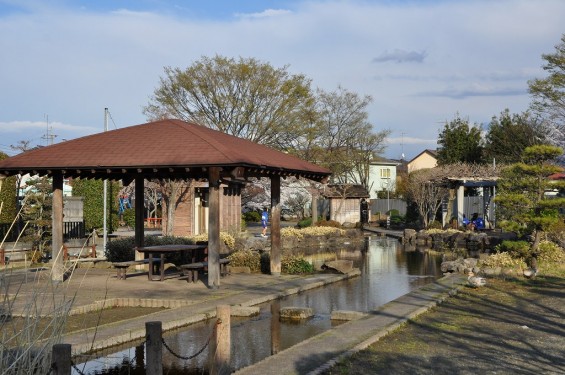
[{"x1": 0, "y1": 119, "x2": 331, "y2": 287}]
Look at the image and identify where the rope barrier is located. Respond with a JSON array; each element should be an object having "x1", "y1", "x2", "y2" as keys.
[
  {"x1": 71, "y1": 360, "x2": 88, "y2": 375},
  {"x1": 162, "y1": 319, "x2": 219, "y2": 361}
]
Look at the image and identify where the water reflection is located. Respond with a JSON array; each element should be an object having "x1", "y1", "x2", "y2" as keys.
[{"x1": 74, "y1": 236, "x2": 442, "y2": 374}]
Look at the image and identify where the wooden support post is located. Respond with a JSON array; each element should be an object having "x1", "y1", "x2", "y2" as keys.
[
  {"x1": 134, "y1": 175, "x2": 145, "y2": 265},
  {"x1": 145, "y1": 321, "x2": 163, "y2": 375},
  {"x1": 208, "y1": 167, "x2": 221, "y2": 288},
  {"x1": 52, "y1": 343, "x2": 71, "y2": 375},
  {"x1": 210, "y1": 305, "x2": 231, "y2": 375},
  {"x1": 270, "y1": 176, "x2": 281, "y2": 276},
  {"x1": 270, "y1": 300, "x2": 281, "y2": 355},
  {"x1": 0, "y1": 248, "x2": 4, "y2": 266},
  {"x1": 52, "y1": 174, "x2": 64, "y2": 282}
]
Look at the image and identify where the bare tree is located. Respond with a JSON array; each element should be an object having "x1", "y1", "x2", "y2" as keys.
[
  {"x1": 159, "y1": 179, "x2": 192, "y2": 235},
  {"x1": 144, "y1": 55, "x2": 315, "y2": 151}
]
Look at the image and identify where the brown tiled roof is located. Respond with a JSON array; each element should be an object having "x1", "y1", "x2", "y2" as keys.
[
  {"x1": 0, "y1": 119, "x2": 331, "y2": 182},
  {"x1": 321, "y1": 184, "x2": 369, "y2": 198}
]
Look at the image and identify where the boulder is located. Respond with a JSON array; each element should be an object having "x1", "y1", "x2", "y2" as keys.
[{"x1": 322, "y1": 260, "x2": 354, "y2": 274}]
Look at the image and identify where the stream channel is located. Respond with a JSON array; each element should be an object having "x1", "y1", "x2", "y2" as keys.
[{"x1": 75, "y1": 236, "x2": 443, "y2": 374}]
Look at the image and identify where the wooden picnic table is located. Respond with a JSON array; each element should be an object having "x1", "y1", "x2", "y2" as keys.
[{"x1": 135, "y1": 244, "x2": 208, "y2": 281}]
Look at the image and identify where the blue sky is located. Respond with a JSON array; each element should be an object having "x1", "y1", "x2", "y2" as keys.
[{"x1": 0, "y1": 0, "x2": 563, "y2": 160}]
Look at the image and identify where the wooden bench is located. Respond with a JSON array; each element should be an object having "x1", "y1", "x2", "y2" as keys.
[
  {"x1": 180, "y1": 259, "x2": 230, "y2": 283},
  {"x1": 112, "y1": 258, "x2": 159, "y2": 280},
  {"x1": 64, "y1": 244, "x2": 97, "y2": 261}
]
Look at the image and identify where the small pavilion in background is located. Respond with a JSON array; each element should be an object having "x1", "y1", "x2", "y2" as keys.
[{"x1": 0, "y1": 119, "x2": 331, "y2": 288}]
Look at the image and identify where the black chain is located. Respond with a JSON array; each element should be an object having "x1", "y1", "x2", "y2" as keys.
[
  {"x1": 71, "y1": 360, "x2": 88, "y2": 375},
  {"x1": 162, "y1": 319, "x2": 219, "y2": 361}
]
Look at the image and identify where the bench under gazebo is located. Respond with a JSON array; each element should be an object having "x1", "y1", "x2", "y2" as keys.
[{"x1": 0, "y1": 119, "x2": 331, "y2": 287}]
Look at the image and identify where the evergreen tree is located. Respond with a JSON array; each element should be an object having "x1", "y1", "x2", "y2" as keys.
[
  {"x1": 436, "y1": 114, "x2": 483, "y2": 165},
  {"x1": 495, "y1": 145, "x2": 565, "y2": 267}
]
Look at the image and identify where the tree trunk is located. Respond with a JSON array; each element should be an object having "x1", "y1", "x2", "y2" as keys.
[{"x1": 165, "y1": 181, "x2": 178, "y2": 236}]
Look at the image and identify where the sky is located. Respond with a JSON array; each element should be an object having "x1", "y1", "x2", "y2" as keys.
[{"x1": 0, "y1": 0, "x2": 563, "y2": 160}]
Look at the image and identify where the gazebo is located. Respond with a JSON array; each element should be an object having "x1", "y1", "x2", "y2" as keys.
[{"x1": 0, "y1": 119, "x2": 331, "y2": 287}]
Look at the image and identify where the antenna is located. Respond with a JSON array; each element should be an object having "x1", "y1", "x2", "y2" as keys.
[
  {"x1": 400, "y1": 132, "x2": 406, "y2": 160},
  {"x1": 42, "y1": 114, "x2": 57, "y2": 145}
]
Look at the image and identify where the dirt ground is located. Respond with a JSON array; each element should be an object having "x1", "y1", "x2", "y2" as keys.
[{"x1": 324, "y1": 275, "x2": 565, "y2": 375}]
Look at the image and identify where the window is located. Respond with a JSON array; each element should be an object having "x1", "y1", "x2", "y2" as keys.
[{"x1": 380, "y1": 168, "x2": 391, "y2": 179}]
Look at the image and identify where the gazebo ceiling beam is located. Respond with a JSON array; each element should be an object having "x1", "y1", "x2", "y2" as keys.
[{"x1": 0, "y1": 165, "x2": 329, "y2": 183}]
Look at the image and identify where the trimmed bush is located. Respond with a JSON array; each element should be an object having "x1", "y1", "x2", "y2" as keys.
[
  {"x1": 282, "y1": 254, "x2": 314, "y2": 274},
  {"x1": 297, "y1": 217, "x2": 312, "y2": 228},
  {"x1": 227, "y1": 249, "x2": 261, "y2": 272},
  {"x1": 243, "y1": 211, "x2": 261, "y2": 223}
]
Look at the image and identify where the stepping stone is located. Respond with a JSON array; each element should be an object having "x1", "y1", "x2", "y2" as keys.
[{"x1": 279, "y1": 307, "x2": 313, "y2": 320}]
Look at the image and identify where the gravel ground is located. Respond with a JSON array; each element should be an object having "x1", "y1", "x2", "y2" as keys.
[{"x1": 324, "y1": 275, "x2": 565, "y2": 375}]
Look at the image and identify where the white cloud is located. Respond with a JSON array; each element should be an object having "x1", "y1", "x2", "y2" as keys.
[
  {"x1": 373, "y1": 49, "x2": 427, "y2": 64},
  {"x1": 235, "y1": 9, "x2": 292, "y2": 19},
  {"x1": 0, "y1": 0, "x2": 563, "y2": 160}
]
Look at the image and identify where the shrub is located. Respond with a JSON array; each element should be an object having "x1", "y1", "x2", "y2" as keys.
[
  {"x1": 478, "y1": 252, "x2": 526, "y2": 269},
  {"x1": 315, "y1": 220, "x2": 341, "y2": 228},
  {"x1": 242, "y1": 211, "x2": 261, "y2": 223},
  {"x1": 297, "y1": 217, "x2": 312, "y2": 228},
  {"x1": 227, "y1": 249, "x2": 261, "y2": 272},
  {"x1": 390, "y1": 214, "x2": 405, "y2": 227},
  {"x1": 537, "y1": 240, "x2": 565, "y2": 264},
  {"x1": 281, "y1": 226, "x2": 345, "y2": 239},
  {"x1": 282, "y1": 254, "x2": 314, "y2": 274},
  {"x1": 187, "y1": 232, "x2": 236, "y2": 250},
  {"x1": 122, "y1": 208, "x2": 136, "y2": 228},
  {"x1": 260, "y1": 252, "x2": 314, "y2": 274},
  {"x1": 495, "y1": 240, "x2": 530, "y2": 259},
  {"x1": 427, "y1": 220, "x2": 442, "y2": 229}
]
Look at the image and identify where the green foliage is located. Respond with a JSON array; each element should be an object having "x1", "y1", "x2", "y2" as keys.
[
  {"x1": 436, "y1": 114, "x2": 483, "y2": 165},
  {"x1": 242, "y1": 211, "x2": 261, "y2": 223},
  {"x1": 72, "y1": 178, "x2": 120, "y2": 232},
  {"x1": 495, "y1": 145, "x2": 565, "y2": 237},
  {"x1": 495, "y1": 240, "x2": 531, "y2": 258},
  {"x1": 483, "y1": 109, "x2": 547, "y2": 164},
  {"x1": 122, "y1": 208, "x2": 135, "y2": 228},
  {"x1": 297, "y1": 217, "x2": 313, "y2": 228},
  {"x1": 259, "y1": 252, "x2": 314, "y2": 274},
  {"x1": 281, "y1": 254, "x2": 314, "y2": 274},
  {"x1": 226, "y1": 249, "x2": 261, "y2": 272},
  {"x1": 19, "y1": 176, "x2": 52, "y2": 252},
  {"x1": 390, "y1": 214, "x2": 405, "y2": 227},
  {"x1": 105, "y1": 236, "x2": 197, "y2": 262}
]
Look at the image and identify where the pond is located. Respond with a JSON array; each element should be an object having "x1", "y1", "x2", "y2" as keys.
[{"x1": 74, "y1": 236, "x2": 443, "y2": 374}]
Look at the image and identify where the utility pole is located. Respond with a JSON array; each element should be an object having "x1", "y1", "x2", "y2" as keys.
[{"x1": 103, "y1": 108, "x2": 109, "y2": 253}]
